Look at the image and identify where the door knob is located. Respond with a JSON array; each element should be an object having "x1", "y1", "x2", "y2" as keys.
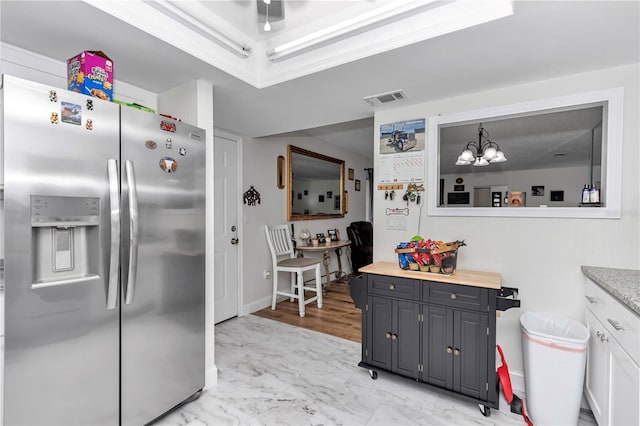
[
  {"x1": 391, "y1": 334, "x2": 398, "y2": 340},
  {"x1": 231, "y1": 238, "x2": 239, "y2": 245},
  {"x1": 385, "y1": 332, "x2": 392, "y2": 339},
  {"x1": 446, "y1": 346, "x2": 453, "y2": 354},
  {"x1": 453, "y1": 348, "x2": 460, "y2": 356},
  {"x1": 450, "y1": 293, "x2": 457, "y2": 300}
]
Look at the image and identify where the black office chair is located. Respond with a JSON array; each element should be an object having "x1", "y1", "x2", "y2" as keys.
[{"x1": 346, "y1": 221, "x2": 373, "y2": 274}]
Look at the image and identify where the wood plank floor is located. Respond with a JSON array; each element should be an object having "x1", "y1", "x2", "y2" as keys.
[{"x1": 253, "y1": 281, "x2": 362, "y2": 343}]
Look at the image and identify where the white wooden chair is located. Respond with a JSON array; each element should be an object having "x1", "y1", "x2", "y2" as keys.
[{"x1": 264, "y1": 225, "x2": 323, "y2": 317}]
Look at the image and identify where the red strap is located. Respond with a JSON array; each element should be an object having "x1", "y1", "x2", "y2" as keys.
[
  {"x1": 497, "y1": 344, "x2": 507, "y2": 362},
  {"x1": 521, "y1": 398, "x2": 534, "y2": 426}
]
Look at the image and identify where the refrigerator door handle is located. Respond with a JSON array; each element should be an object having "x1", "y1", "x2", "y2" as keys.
[
  {"x1": 125, "y1": 160, "x2": 139, "y2": 305},
  {"x1": 107, "y1": 159, "x2": 120, "y2": 309}
]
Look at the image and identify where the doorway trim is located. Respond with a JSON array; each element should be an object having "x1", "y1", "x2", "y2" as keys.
[{"x1": 213, "y1": 127, "x2": 244, "y2": 318}]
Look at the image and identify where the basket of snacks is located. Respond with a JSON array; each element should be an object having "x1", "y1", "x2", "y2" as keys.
[{"x1": 395, "y1": 239, "x2": 465, "y2": 275}]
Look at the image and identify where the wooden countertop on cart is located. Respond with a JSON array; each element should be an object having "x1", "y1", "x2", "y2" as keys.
[{"x1": 358, "y1": 261, "x2": 502, "y2": 290}]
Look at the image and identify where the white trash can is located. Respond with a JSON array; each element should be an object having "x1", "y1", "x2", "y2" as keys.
[{"x1": 520, "y1": 312, "x2": 589, "y2": 426}]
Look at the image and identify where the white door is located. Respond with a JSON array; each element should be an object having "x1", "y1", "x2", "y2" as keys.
[
  {"x1": 473, "y1": 187, "x2": 491, "y2": 207},
  {"x1": 214, "y1": 132, "x2": 240, "y2": 324}
]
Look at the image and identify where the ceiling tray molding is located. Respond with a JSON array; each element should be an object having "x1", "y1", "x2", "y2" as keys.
[
  {"x1": 82, "y1": 0, "x2": 513, "y2": 90},
  {"x1": 83, "y1": 0, "x2": 260, "y2": 87},
  {"x1": 259, "y1": 0, "x2": 514, "y2": 88}
]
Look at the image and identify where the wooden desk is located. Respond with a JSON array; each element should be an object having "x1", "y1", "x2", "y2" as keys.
[{"x1": 296, "y1": 240, "x2": 351, "y2": 290}]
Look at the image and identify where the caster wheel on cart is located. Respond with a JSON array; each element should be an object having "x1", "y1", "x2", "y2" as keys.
[
  {"x1": 368, "y1": 370, "x2": 378, "y2": 380},
  {"x1": 478, "y1": 404, "x2": 491, "y2": 417}
]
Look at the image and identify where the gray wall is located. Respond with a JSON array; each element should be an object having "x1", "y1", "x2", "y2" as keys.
[{"x1": 240, "y1": 133, "x2": 373, "y2": 314}]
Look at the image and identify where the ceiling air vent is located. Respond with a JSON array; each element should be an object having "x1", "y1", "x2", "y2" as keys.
[{"x1": 363, "y1": 90, "x2": 408, "y2": 106}]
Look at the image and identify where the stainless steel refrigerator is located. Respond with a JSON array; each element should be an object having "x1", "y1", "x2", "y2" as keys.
[{"x1": 1, "y1": 75, "x2": 205, "y2": 426}]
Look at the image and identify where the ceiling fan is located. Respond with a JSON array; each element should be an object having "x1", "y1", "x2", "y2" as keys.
[{"x1": 256, "y1": 0, "x2": 284, "y2": 32}]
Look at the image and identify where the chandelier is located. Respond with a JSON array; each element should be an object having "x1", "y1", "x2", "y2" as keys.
[{"x1": 455, "y1": 123, "x2": 507, "y2": 166}]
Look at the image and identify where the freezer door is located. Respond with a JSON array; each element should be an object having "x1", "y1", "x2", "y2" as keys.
[
  {"x1": 120, "y1": 107, "x2": 205, "y2": 425},
  {"x1": 2, "y1": 75, "x2": 120, "y2": 425}
]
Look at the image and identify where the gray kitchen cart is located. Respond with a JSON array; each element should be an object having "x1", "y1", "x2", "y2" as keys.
[{"x1": 350, "y1": 262, "x2": 521, "y2": 417}]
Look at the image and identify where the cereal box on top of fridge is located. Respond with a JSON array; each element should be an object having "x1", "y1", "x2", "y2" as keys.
[{"x1": 67, "y1": 50, "x2": 113, "y2": 101}]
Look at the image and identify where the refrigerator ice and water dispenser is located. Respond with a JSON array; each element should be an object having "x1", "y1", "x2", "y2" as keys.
[{"x1": 30, "y1": 195, "x2": 100, "y2": 288}]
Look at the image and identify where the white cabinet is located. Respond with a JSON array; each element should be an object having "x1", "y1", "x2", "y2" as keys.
[
  {"x1": 609, "y1": 338, "x2": 640, "y2": 426},
  {"x1": 584, "y1": 309, "x2": 609, "y2": 423},
  {"x1": 584, "y1": 278, "x2": 639, "y2": 426}
]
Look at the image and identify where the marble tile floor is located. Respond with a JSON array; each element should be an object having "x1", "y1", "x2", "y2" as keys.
[{"x1": 156, "y1": 315, "x2": 596, "y2": 426}]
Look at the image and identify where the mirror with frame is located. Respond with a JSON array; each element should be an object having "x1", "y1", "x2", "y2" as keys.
[
  {"x1": 288, "y1": 145, "x2": 345, "y2": 221},
  {"x1": 427, "y1": 88, "x2": 623, "y2": 218}
]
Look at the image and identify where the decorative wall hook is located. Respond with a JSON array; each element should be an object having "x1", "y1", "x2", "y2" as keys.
[
  {"x1": 243, "y1": 186, "x2": 261, "y2": 206},
  {"x1": 407, "y1": 183, "x2": 425, "y2": 193}
]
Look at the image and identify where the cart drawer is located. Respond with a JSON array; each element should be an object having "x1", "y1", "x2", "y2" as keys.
[
  {"x1": 368, "y1": 275, "x2": 420, "y2": 301},
  {"x1": 425, "y1": 281, "x2": 488, "y2": 311}
]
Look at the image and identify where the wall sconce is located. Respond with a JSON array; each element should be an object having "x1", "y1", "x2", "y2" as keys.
[{"x1": 276, "y1": 155, "x2": 285, "y2": 189}]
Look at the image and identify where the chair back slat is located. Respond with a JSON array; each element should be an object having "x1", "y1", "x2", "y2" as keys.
[{"x1": 265, "y1": 225, "x2": 294, "y2": 262}]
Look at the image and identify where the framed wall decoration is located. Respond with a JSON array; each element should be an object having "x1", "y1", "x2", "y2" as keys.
[
  {"x1": 454, "y1": 184, "x2": 464, "y2": 192},
  {"x1": 319, "y1": 195, "x2": 325, "y2": 202},
  {"x1": 348, "y1": 168, "x2": 354, "y2": 180},
  {"x1": 355, "y1": 179, "x2": 361, "y2": 191},
  {"x1": 447, "y1": 192, "x2": 470, "y2": 205},
  {"x1": 550, "y1": 190, "x2": 564, "y2": 201},
  {"x1": 276, "y1": 155, "x2": 286, "y2": 189},
  {"x1": 326, "y1": 191, "x2": 332, "y2": 198},
  {"x1": 509, "y1": 191, "x2": 526, "y2": 207},
  {"x1": 531, "y1": 185, "x2": 545, "y2": 196}
]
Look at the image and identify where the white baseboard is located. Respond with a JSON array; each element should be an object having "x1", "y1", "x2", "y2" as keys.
[
  {"x1": 510, "y1": 370, "x2": 525, "y2": 395},
  {"x1": 241, "y1": 295, "x2": 273, "y2": 316},
  {"x1": 204, "y1": 365, "x2": 218, "y2": 389},
  {"x1": 242, "y1": 294, "x2": 296, "y2": 316}
]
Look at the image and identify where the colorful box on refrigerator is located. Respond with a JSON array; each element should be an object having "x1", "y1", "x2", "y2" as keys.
[{"x1": 67, "y1": 50, "x2": 114, "y2": 101}]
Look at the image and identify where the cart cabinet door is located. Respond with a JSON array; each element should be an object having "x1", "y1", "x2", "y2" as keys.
[
  {"x1": 393, "y1": 300, "x2": 420, "y2": 379},
  {"x1": 423, "y1": 305, "x2": 454, "y2": 389},
  {"x1": 366, "y1": 295, "x2": 393, "y2": 370},
  {"x1": 454, "y1": 310, "x2": 488, "y2": 400}
]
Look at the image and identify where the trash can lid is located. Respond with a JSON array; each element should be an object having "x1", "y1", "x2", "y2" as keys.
[{"x1": 520, "y1": 311, "x2": 589, "y2": 345}]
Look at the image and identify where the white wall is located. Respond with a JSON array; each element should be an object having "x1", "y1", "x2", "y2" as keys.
[
  {"x1": 373, "y1": 63, "x2": 640, "y2": 378},
  {"x1": 241, "y1": 133, "x2": 373, "y2": 314},
  {"x1": 0, "y1": 43, "x2": 157, "y2": 110}
]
